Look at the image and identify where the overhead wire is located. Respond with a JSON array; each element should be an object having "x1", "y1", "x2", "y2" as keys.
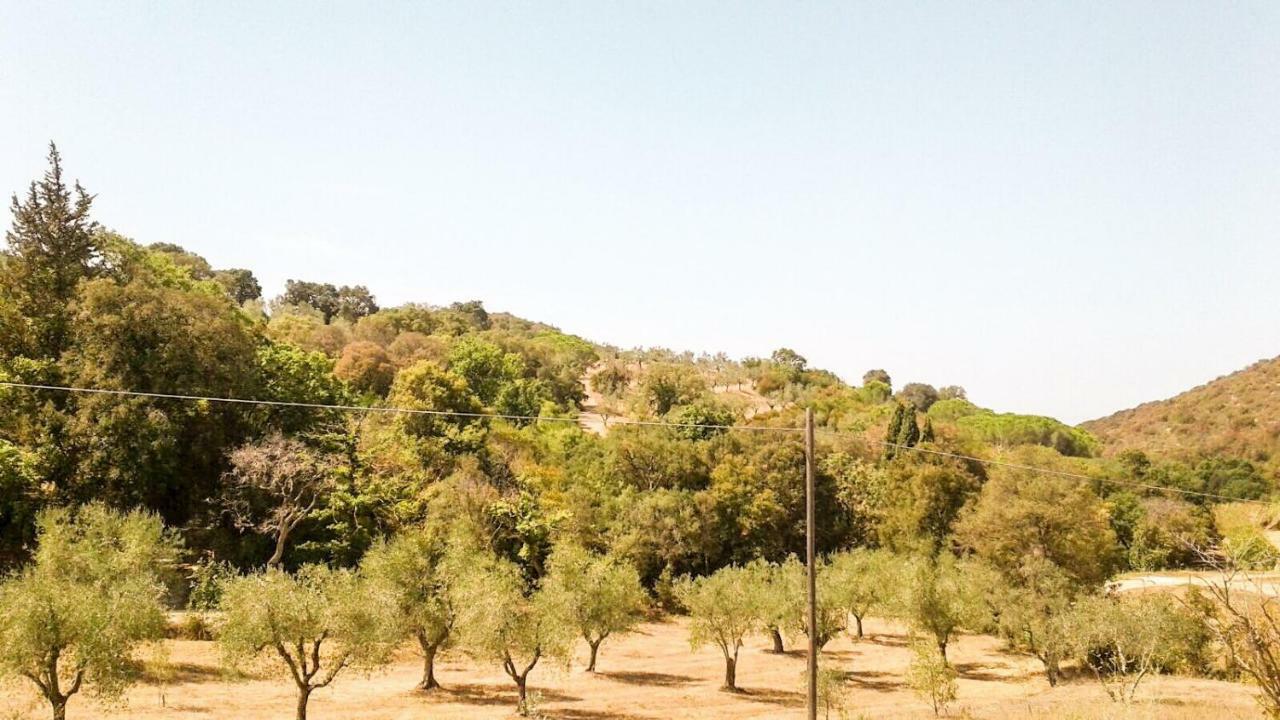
[{"x1": 0, "y1": 380, "x2": 1270, "y2": 506}]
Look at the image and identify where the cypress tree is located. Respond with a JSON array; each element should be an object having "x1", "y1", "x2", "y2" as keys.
[
  {"x1": 897, "y1": 407, "x2": 920, "y2": 450},
  {"x1": 884, "y1": 402, "x2": 906, "y2": 460},
  {"x1": 920, "y1": 416, "x2": 935, "y2": 443}
]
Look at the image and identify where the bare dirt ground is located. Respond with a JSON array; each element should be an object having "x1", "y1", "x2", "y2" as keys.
[
  {"x1": 0, "y1": 617, "x2": 1263, "y2": 720},
  {"x1": 577, "y1": 362, "x2": 777, "y2": 436}
]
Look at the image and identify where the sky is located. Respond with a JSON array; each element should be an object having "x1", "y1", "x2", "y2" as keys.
[{"x1": 1, "y1": 2, "x2": 1277, "y2": 424}]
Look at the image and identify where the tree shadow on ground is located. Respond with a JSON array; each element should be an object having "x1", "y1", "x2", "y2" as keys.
[
  {"x1": 550, "y1": 709, "x2": 646, "y2": 720},
  {"x1": 864, "y1": 633, "x2": 909, "y2": 647},
  {"x1": 141, "y1": 662, "x2": 227, "y2": 685},
  {"x1": 845, "y1": 669, "x2": 902, "y2": 693},
  {"x1": 436, "y1": 682, "x2": 582, "y2": 707},
  {"x1": 954, "y1": 660, "x2": 1040, "y2": 683},
  {"x1": 736, "y1": 687, "x2": 805, "y2": 708},
  {"x1": 596, "y1": 670, "x2": 697, "y2": 687}
]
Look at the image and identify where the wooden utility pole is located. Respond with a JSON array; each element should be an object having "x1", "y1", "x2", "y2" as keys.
[{"x1": 804, "y1": 407, "x2": 817, "y2": 720}]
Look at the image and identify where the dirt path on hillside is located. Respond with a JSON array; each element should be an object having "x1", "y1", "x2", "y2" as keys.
[{"x1": 577, "y1": 362, "x2": 778, "y2": 436}]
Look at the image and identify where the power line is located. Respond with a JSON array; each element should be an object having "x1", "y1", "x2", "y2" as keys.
[
  {"x1": 0, "y1": 381, "x2": 796, "y2": 433},
  {"x1": 821, "y1": 429, "x2": 1273, "y2": 506},
  {"x1": 1, "y1": 380, "x2": 1269, "y2": 506}
]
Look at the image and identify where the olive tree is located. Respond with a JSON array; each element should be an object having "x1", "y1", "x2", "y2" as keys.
[
  {"x1": 542, "y1": 545, "x2": 647, "y2": 672},
  {"x1": 676, "y1": 565, "x2": 760, "y2": 692},
  {"x1": 826, "y1": 549, "x2": 895, "y2": 639},
  {"x1": 746, "y1": 558, "x2": 802, "y2": 653},
  {"x1": 1189, "y1": 567, "x2": 1280, "y2": 717},
  {"x1": 456, "y1": 554, "x2": 576, "y2": 714},
  {"x1": 892, "y1": 554, "x2": 987, "y2": 662},
  {"x1": 361, "y1": 525, "x2": 460, "y2": 690},
  {"x1": 221, "y1": 434, "x2": 341, "y2": 569},
  {"x1": 0, "y1": 505, "x2": 175, "y2": 720},
  {"x1": 1066, "y1": 592, "x2": 1202, "y2": 703},
  {"x1": 218, "y1": 565, "x2": 399, "y2": 720}
]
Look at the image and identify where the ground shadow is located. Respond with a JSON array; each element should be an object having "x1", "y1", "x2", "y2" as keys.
[
  {"x1": 438, "y1": 682, "x2": 583, "y2": 707},
  {"x1": 736, "y1": 687, "x2": 805, "y2": 708},
  {"x1": 551, "y1": 709, "x2": 646, "y2": 720},
  {"x1": 954, "y1": 660, "x2": 1041, "y2": 683},
  {"x1": 596, "y1": 670, "x2": 697, "y2": 687},
  {"x1": 141, "y1": 662, "x2": 226, "y2": 685},
  {"x1": 845, "y1": 669, "x2": 902, "y2": 693}
]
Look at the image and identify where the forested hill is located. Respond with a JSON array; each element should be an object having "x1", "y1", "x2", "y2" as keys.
[
  {"x1": 2, "y1": 146, "x2": 1276, "y2": 585},
  {"x1": 1082, "y1": 356, "x2": 1280, "y2": 471}
]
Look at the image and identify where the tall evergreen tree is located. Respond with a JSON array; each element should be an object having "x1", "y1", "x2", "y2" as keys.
[
  {"x1": 920, "y1": 416, "x2": 935, "y2": 443},
  {"x1": 897, "y1": 407, "x2": 920, "y2": 450},
  {"x1": 1, "y1": 143, "x2": 101, "y2": 360},
  {"x1": 884, "y1": 402, "x2": 906, "y2": 460}
]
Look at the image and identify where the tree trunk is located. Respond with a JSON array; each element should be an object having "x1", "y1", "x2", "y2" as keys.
[
  {"x1": 419, "y1": 641, "x2": 440, "y2": 690},
  {"x1": 50, "y1": 697, "x2": 67, "y2": 720},
  {"x1": 853, "y1": 615, "x2": 864, "y2": 639},
  {"x1": 295, "y1": 685, "x2": 311, "y2": 720},
  {"x1": 1043, "y1": 653, "x2": 1060, "y2": 687},
  {"x1": 769, "y1": 626, "x2": 785, "y2": 654},
  {"x1": 722, "y1": 656, "x2": 737, "y2": 691},
  {"x1": 268, "y1": 527, "x2": 291, "y2": 569},
  {"x1": 586, "y1": 639, "x2": 602, "y2": 672},
  {"x1": 515, "y1": 674, "x2": 529, "y2": 715},
  {"x1": 937, "y1": 638, "x2": 948, "y2": 662}
]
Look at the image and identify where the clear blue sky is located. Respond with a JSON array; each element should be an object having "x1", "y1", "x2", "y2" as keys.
[{"x1": 2, "y1": 2, "x2": 1277, "y2": 424}]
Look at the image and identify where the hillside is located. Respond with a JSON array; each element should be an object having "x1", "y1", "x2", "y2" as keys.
[{"x1": 1083, "y1": 355, "x2": 1280, "y2": 466}]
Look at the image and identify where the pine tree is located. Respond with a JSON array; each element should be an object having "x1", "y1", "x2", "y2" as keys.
[
  {"x1": 897, "y1": 407, "x2": 920, "y2": 450},
  {"x1": 920, "y1": 416, "x2": 935, "y2": 443},
  {"x1": 884, "y1": 402, "x2": 906, "y2": 460},
  {"x1": 2, "y1": 143, "x2": 101, "y2": 359}
]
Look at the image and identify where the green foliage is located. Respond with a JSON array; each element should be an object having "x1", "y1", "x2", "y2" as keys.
[
  {"x1": 218, "y1": 565, "x2": 399, "y2": 720},
  {"x1": 862, "y1": 369, "x2": 891, "y2": 389},
  {"x1": 826, "y1": 549, "x2": 895, "y2": 639},
  {"x1": 891, "y1": 553, "x2": 988, "y2": 661},
  {"x1": 361, "y1": 524, "x2": 461, "y2": 690},
  {"x1": 956, "y1": 411, "x2": 1100, "y2": 457},
  {"x1": 669, "y1": 400, "x2": 736, "y2": 440},
  {"x1": 454, "y1": 553, "x2": 575, "y2": 714},
  {"x1": 448, "y1": 336, "x2": 525, "y2": 406},
  {"x1": 542, "y1": 545, "x2": 647, "y2": 672},
  {"x1": 926, "y1": 398, "x2": 981, "y2": 422},
  {"x1": 1125, "y1": 497, "x2": 1214, "y2": 570},
  {"x1": 879, "y1": 455, "x2": 983, "y2": 555},
  {"x1": 389, "y1": 361, "x2": 488, "y2": 454},
  {"x1": 953, "y1": 465, "x2": 1120, "y2": 589},
  {"x1": 590, "y1": 361, "x2": 631, "y2": 397},
  {"x1": 0, "y1": 505, "x2": 175, "y2": 720},
  {"x1": 638, "y1": 364, "x2": 707, "y2": 416},
  {"x1": 676, "y1": 565, "x2": 760, "y2": 691},
  {"x1": 1066, "y1": 592, "x2": 1207, "y2": 703},
  {"x1": 906, "y1": 636, "x2": 957, "y2": 716},
  {"x1": 253, "y1": 342, "x2": 349, "y2": 435}
]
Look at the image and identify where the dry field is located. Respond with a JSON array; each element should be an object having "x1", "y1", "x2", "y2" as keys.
[{"x1": 0, "y1": 617, "x2": 1265, "y2": 720}]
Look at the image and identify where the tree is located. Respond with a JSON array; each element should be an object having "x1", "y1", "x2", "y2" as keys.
[
  {"x1": 938, "y1": 385, "x2": 966, "y2": 401},
  {"x1": 218, "y1": 565, "x2": 399, "y2": 720},
  {"x1": 213, "y1": 268, "x2": 262, "y2": 303},
  {"x1": 770, "y1": 348, "x2": 807, "y2": 378},
  {"x1": 0, "y1": 505, "x2": 175, "y2": 720},
  {"x1": 884, "y1": 402, "x2": 907, "y2": 460},
  {"x1": 456, "y1": 554, "x2": 575, "y2": 714},
  {"x1": 590, "y1": 361, "x2": 631, "y2": 397},
  {"x1": 638, "y1": 364, "x2": 707, "y2": 416},
  {"x1": 893, "y1": 554, "x2": 985, "y2": 661},
  {"x1": 899, "y1": 383, "x2": 940, "y2": 412},
  {"x1": 542, "y1": 545, "x2": 647, "y2": 672},
  {"x1": 676, "y1": 565, "x2": 760, "y2": 691},
  {"x1": 334, "y1": 341, "x2": 396, "y2": 396},
  {"x1": 1066, "y1": 592, "x2": 1202, "y2": 703},
  {"x1": 221, "y1": 435, "x2": 341, "y2": 569},
  {"x1": 282, "y1": 280, "x2": 341, "y2": 323},
  {"x1": 335, "y1": 285, "x2": 378, "y2": 322},
  {"x1": 862, "y1": 369, "x2": 891, "y2": 389},
  {"x1": 746, "y1": 558, "x2": 802, "y2": 653},
  {"x1": 906, "y1": 637, "x2": 957, "y2": 716},
  {"x1": 896, "y1": 406, "x2": 921, "y2": 449},
  {"x1": 1, "y1": 143, "x2": 101, "y2": 360},
  {"x1": 879, "y1": 455, "x2": 983, "y2": 555},
  {"x1": 1189, "y1": 567, "x2": 1280, "y2": 718},
  {"x1": 953, "y1": 466, "x2": 1119, "y2": 589},
  {"x1": 389, "y1": 361, "x2": 488, "y2": 454},
  {"x1": 360, "y1": 525, "x2": 461, "y2": 690},
  {"x1": 827, "y1": 549, "x2": 894, "y2": 639}
]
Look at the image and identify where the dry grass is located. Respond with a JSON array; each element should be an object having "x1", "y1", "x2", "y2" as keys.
[{"x1": 0, "y1": 617, "x2": 1264, "y2": 719}]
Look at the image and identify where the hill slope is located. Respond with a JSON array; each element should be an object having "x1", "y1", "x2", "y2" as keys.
[{"x1": 1082, "y1": 356, "x2": 1280, "y2": 464}]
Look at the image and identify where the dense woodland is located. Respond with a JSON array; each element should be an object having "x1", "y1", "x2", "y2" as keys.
[{"x1": 3, "y1": 147, "x2": 1280, "y2": 719}]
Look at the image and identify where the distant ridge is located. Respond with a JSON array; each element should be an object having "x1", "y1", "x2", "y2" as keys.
[{"x1": 1082, "y1": 356, "x2": 1280, "y2": 467}]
